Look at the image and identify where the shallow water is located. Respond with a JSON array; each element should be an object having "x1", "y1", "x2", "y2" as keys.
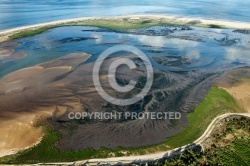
[
  {"x1": 0, "y1": 26, "x2": 249, "y2": 78},
  {"x1": 0, "y1": 0, "x2": 250, "y2": 30}
]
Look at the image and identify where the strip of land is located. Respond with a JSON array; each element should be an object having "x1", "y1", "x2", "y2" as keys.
[{"x1": 1, "y1": 14, "x2": 250, "y2": 41}]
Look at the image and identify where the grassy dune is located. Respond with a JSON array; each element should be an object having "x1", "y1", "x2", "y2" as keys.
[
  {"x1": 9, "y1": 19, "x2": 167, "y2": 39},
  {"x1": 9, "y1": 17, "x2": 229, "y2": 39},
  {"x1": 9, "y1": 26, "x2": 60, "y2": 39},
  {"x1": 0, "y1": 87, "x2": 244, "y2": 164}
]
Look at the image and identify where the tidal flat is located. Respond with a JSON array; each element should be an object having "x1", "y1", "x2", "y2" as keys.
[{"x1": 0, "y1": 16, "x2": 250, "y2": 162}]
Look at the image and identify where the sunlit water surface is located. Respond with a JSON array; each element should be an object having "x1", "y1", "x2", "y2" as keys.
[{"x1": 0, "y1": 26, "x2": 249, "y2": 77}]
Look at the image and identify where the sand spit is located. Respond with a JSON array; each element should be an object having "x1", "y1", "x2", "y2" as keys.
[{"x1": 0, "y1": 14, "x2": 250, "y2": 42}]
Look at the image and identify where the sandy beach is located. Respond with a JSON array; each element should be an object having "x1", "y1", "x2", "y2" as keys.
[{"x1": 1, "y1": 14, "x2": 250, "y2": 42}]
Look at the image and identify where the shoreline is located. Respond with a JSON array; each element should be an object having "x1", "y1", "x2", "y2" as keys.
[
  {"x1": 1, "y1": 14, "x2": 250, "y2": 42},
  {"x1": 0, "y1": 117, "x2": 44, "y2": 158},
  {"x1": 0, "y1": 135, "x2": 43, "y2": 158},
  {"x1": 36, "y1": 113, "x2": 249, "y2": 165}
]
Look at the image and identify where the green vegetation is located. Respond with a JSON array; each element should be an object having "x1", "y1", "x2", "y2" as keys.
[
  {"x1": 0, "y1": 126, "x2": 170, "y2": 163},
  {"x1": 164, "y1": 87, "x2": 242, "y2": 148},
  {"x1": 69, "y1": 18, "x2": 164, "y2": 30},
  {"x1": 162, "y1": 116, "x2": 250, "y2": 165},
  {"x1": 9, "y1": 18, "x2": 165, "y2": 39},
  {"x1": 163, "y1": 138, "x2": 250, "y2": 166},
  {"x1": 216, "y1": 139, "x2": 250, "y2": 165},
  {"x1": 0, "y1": 87, "x2": 244, "y2": 164},
  {"x1": 9, "y1": 17, "x2": 230, "y2": 39},
  {"x1": 9, "y1": 26, "x2": 60, "y2": 39}
]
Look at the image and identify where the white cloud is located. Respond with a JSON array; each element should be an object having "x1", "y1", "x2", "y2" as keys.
[
  {"x1": 92, "y1": 33, "x2": 103, "y2": 44},
  {"x1": 186, "y1": 50, "x2": 200, "y2": 60},
  {"x1": 225, "y1": 47, "x2": 250, "y2": 65}
]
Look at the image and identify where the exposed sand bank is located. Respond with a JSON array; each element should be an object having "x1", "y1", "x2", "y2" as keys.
[
  {"x1": 0, "y1": 42, "x2": 26, "y2": 65},
  {"x1": 1, "y1": 14, "x2": 250, "y2": 42},
  {"x1": 0, "y1": 53, "x2": 91, "y2": 158},
  {"x1": 224, "y1": 82, "x2": 250, "y2": 113},
  {"x1": 0, "y1": 53, "x2": 145, "y2": 158},
  {"x1": 216, "y1": 67, "x2": 250, "y2": 113},
  {"x1": 0, "y1": 108, "x2": 50, "y2": 158}
]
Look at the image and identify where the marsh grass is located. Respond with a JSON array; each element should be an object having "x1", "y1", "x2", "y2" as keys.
[
  {"x1": 164, "y1": 87, "x2": 243, "y2": 148},
  {"x1": 9, "y1": 26, "x2": 60, "y2": 39}
]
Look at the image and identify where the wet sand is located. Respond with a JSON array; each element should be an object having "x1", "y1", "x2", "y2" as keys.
[
  {"x1": 0, "y1": 52, "x2": 91, "y2": 157},
  {"x1": 0, "y1": 52, "x2": 146, "y2": 156},
  {"x1": 0, "y1": 111, "x2": 44, "y2": 158},
  {"x1": 0, "y1": 42, "x2": 26, "y2": 65}
]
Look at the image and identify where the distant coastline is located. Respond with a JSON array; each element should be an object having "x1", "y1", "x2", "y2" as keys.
[{"x1": 1, "y1": 14, "x2": 250, "y2": 42}]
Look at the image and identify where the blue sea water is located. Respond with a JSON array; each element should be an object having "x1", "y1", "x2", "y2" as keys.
[{"x1": 0, "y1": 0, "x2": 250, "y2": 30}]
